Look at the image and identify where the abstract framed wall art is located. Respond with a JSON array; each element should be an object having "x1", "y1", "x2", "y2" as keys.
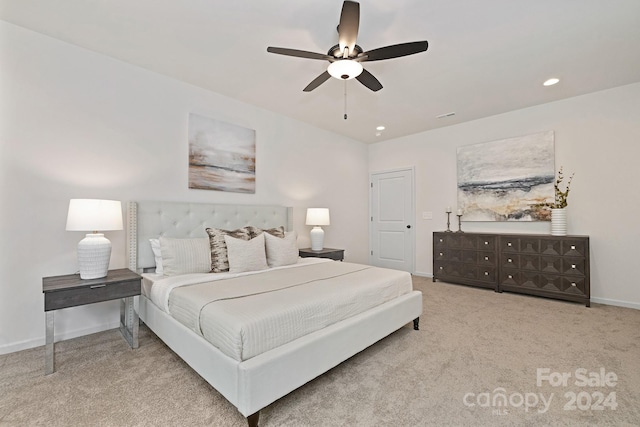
[
  {"x1": 457, "y1": 131, "x2": 555, "y2": 221},
  {"x1": 188, "y1": 113, "x2": 256, "y2": 193}
]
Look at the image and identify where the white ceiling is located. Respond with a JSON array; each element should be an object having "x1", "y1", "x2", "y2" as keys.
[{"x1": 2, "y1": 0, "x2": 640, "y2": 143}]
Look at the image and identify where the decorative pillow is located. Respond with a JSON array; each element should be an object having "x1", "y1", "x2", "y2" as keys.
[
  {"x1": 224, "y1": 233, "x2": 268, "y2": 274},
  {"x1": 159, "y1": 237, "x2": 211, "y2": 277},
  {"x1": 149, "y1": 238, "x2": 164, "y2": 275},
  {"x1": 265, "y1": 231, "x2": 299, "y2": 267},
  {"x1": 205, "y1": 227, "x2": 252, "y2": 273},
  {"x1": 246, "y1": 225, "x2": 285, "y2": 239}
]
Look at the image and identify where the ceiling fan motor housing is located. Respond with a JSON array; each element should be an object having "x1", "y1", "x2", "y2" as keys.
[{"x1": 328, "y1": 44, "x2": 363, "y2": 59}]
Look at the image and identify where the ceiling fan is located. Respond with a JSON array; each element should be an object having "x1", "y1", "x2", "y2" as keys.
[{"x1": 267, "y1": 0, "x2": 429, "y2": 92}]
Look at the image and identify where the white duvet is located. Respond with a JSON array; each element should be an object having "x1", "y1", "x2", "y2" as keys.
[{"x1": 144, "y1": 259, "x2": 413, "y2": 361}]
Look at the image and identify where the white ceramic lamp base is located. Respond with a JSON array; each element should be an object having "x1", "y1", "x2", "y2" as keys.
[
  {"x1": 77, "y1": 233, "x2": 112, "y2": 279},
  {"x1": 310, "y1": 226, "x2": 325, "y2": 251}
]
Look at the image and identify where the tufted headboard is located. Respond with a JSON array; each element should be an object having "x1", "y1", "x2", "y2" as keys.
[{"x1": 126, "y1": 201, "x2": 293, "y2": 272}]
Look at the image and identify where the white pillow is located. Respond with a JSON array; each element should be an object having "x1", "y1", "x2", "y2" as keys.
[
  {"x1": 149, "y1": 238, "x2": 164, "y2": 275},
  {"x1": 224, "y1": 233, "x2": 268, "y2": 274},
  {"x1": 265, "y1": 231, "x2": 299, "y2": 267},
  {"x1": 159, "y1": 237, "x2": 211, "y2": 276}
]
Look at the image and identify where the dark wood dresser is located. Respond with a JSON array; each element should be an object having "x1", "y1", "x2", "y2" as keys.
[{"x1": 433, "y1": 232, "x2": 590, "y2": 306}]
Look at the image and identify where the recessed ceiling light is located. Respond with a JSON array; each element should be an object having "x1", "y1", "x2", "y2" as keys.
[
  {"x1": 543, "y1": 78, "x2": 560, "y2": 86},
  {"x1": 376, "y1": 126, "x2": 385, "y2": 131}
]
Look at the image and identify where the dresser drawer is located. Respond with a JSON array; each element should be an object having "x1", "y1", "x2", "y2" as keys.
[
  {"x1": 476, "y1": 235, "x2": 497, "y2": 251},
  {"x1": 563, "y1": 239, "x2": 588, "y2": 257},
  {"x1": 45, "y1": 280, "x2": 140, "y2": 311},
  {"x1": 561, "y1": 276, "x2": 587, "y2": 296},
  {"x1": 500, "y1": 237, "x2": 520, "y2": 253},
  {"x1": 563, "y1": 258, "x2": 587, "y2": 276},
  {"x1": 477, "y1": 266, "x2": 497, "y2": 283},
  {"x1": 478, "y1": 251, "x2": 496, "y2": 266},
  {"x1": 501, "y1": 254, "x2": 520, "y2": 269}
]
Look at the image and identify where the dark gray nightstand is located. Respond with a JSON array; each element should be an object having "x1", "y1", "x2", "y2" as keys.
[
  {"x1": 42, "y1": 268, "x2": 141, "y2": 374},
  {"x1": 299, "y1": 248, "x2": 345, "y2": 261}
]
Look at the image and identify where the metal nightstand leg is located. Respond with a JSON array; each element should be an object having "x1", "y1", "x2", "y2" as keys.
[
  {"x1": 119, "y1": 297, "x2": 139, "y2": 349},
  {"x1": 45, "y1": 311, "x2": 54, "y2": 375}
]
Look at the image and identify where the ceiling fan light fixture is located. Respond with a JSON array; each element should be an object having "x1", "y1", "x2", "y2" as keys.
[{"x1": 328, "y1": 60, "x2": 363, "y2": 80}]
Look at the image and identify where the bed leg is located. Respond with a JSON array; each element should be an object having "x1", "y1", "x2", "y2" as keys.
[
  {"x1": 247, "y1": 411, "x2": 260, "y2": 427},
  {"x1": 413, "y1": 317, "x2": 420, "y2": 330}
]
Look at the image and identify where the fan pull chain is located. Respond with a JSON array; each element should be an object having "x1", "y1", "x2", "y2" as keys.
[{"x1": 344, "y1": 81, "x2": 348, "y2": 120}]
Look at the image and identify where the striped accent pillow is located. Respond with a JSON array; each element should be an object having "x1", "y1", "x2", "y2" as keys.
[
  {"x1": 159, "y1": 237, "x2": 211, "y2": 276},
  {"x1": 224, "y1": 233, "x2": 269, "y2": 274},
  {"x1": 265, "y1": 231, "x2": 298, "y2": 267}
]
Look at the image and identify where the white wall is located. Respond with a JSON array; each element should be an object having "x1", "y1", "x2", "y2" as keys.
[
  {"x1": 369, "y1": 82, "x2": 640, "y2": 309},
  {"x1": 0, "y1": 22, "x2": 370, "y2": 354}
]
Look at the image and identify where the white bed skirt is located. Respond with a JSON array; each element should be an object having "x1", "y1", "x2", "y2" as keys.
[{"x1": 138, "y1": 291, "x2": 423, "y2": 417}]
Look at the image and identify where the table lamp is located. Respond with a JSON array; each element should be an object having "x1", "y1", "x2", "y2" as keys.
[
  {"x1": 305, "y1": 208, "x2": 330, "y2": 251},
  {"x1": 66, "y1": 199, "x2": 123, "y2": 279}
]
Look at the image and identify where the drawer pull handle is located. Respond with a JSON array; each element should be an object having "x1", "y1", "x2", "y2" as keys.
[
  {"x1": 507, "y1": 242, "x2": 512, "y2": 247},
  {"x1": 485, "y1": 256, "x2": 489, "y2": 261},
  {"x1": 90, "y1": 284, "x2": 106, "y2": 289},
  {"x1": 440, "y1": 252, "x2": 443, "y2": 256},
  {"x1": 508, "y1": 259, "x2": 512, "y2": 263},
  {"x1": 571, "y1": 282, "x2": 577, "y2": 287},
  {"x1": 439, "y1": 239, "x2": 443, "y2": 242},
  {"x1": 439, "y1": 266, "x2": 443, "y2": 270},
  {"x1": 484, "y1": 271, "x2": 489, "y2": 276},
  {"x1": 571, "y1": 245, "x2": 576, "y2": 250},
  {"x1": 484, "y1": 241, "x2": 488, "y2": 245},
  {"x1": 572, "y1": 264, "x2": 576, "y2": 269},
  {"x1": 508, "y1": 274, "x2": 513, "y2": 279}
]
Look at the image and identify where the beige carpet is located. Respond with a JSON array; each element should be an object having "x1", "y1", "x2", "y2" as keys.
[{"x1": 1, "y1": 276, "x2": 639, "y2": 426}]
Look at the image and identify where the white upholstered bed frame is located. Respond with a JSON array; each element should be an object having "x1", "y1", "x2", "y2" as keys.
[{"x1": 126, "y1": 201, "x2": 423, "y2": 426}]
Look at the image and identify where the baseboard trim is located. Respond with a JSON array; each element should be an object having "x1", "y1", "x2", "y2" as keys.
[
  {"x1": 0, "y1": 320, "x2": 120, "y2": 355},
  {"x1": 590, "y1": 297, "x2": 640, "y2": 310},
  {"x1": 412, "y1": 271, "x2": 432, "y2": 278}
]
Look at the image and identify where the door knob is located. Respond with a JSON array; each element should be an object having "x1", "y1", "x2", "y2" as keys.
[{"x1": 406, "y1": 225, "x2": 411, "y2": 229}]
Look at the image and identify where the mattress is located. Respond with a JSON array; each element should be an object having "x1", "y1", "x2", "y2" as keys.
[{"x1": 143, "y1": 260, "x2": 413, "y2": 361}]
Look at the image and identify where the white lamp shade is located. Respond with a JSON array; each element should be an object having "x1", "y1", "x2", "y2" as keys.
[
  {"x1": 66, "y1": 199, "x2": 122, "y2": 279},
  {"x1": 66, "y1": 199, "x2": 123, "y2": 231},
  {"x1": 305, "y1": 208, "x2": 330, "y2": 226}
]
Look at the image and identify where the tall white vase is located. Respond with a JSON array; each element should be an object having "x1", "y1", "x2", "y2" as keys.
[{"x1": 551, "y1": 208, "x2": 567, "y2": 236}]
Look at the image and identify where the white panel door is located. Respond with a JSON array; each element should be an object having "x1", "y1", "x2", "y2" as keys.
[{"x1": 370, "y1": 168, "x2": 414, "y2": 272}]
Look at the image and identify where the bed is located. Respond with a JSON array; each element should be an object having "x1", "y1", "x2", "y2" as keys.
[{"x1": 126, "y1": 201, "x2": 422, "y2": 426}]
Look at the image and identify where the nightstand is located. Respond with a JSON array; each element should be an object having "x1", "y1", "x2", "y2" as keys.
[
  {"x1": 299, "y1": 248, "x2": 345, "y2": 261},
  {"x1": 42, "y1": 268, "x2": 141, "y2": 375}
]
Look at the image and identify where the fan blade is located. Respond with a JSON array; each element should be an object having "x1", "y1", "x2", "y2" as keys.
[
  {"x1": 360, "y1": 41, "x2": 429, "y2": 62},
  {"x1": 338, "y1": 1, "x2": 359, "y2": 57},
  {"x1": 267, "y1": 47, "x2": 332, "y2": 61},
  {"x1": 303, "y1": 71, "x2": 331, "y2": 92},
  {"x1": 356, "y1": 69, "x2": 383, "y2": 92}
]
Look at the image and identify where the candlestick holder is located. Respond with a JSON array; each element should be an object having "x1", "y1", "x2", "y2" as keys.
[
  {"x1": 455, "y1": 214, "x2": 464, "y2": 233},
  {"x1": 445, "y1": 212, "x2": 452, "y2": 232}
]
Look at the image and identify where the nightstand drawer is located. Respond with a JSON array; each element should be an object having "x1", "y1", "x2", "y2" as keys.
[
  {"x1": 45, "y1": 280, "x2": 140, "y2": 311},
  {"x1": 299, "y1": 248, "x2": 344, "y2": 261}
]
